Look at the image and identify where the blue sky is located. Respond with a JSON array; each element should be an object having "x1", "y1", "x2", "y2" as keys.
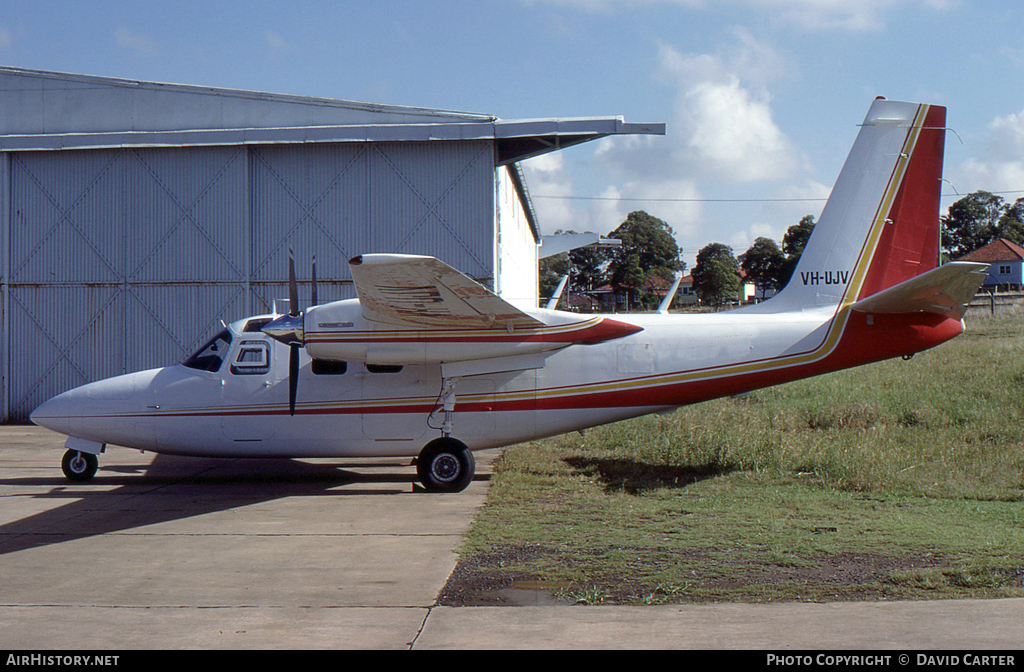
[{"x1": 1, "y1": 0, "x2": 1022, "y2": 267}]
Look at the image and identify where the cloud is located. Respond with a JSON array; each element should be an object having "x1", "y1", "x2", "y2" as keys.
[
  {"x1": 984, "y1": 111, "x2": 1024, "y2": 161},
  {"x1": 266, "y1": 31, "x2": 290, "y2": 50},
  {"x1": 522, "y1": 152, "x2": 582, "y2": 234},
  {"x1": 527, "y1": 30, "x2": 809, "y2": 254},
  {"x1": 729, "y1": 221, "x2": 783, "y2": 253},
  {"x1": 599, "y1": 180, "x2": 705, "y2": 239},
  {"x1": 599, "y1": 34, "x2": 802, "y2": 184},
  {"x1": 958, "y1": 159, "x2": 1024, "y2": 197},
  {"x1": 522, "y1": 0, "x2": 949, "y2": 31},
  {"x1": 952, "y1": 109, "x2": 1024, "y2": 197},
  {"x1": 519, "y1": 0, "x2": 699, "y2": 13},
  {"x1": 115, "y1": 27, "x2": 156, "y2": 55},
  {"x1": 741, "y1": 0, "x2": 898, "y2": 31},
  {"x1": 723, "y1": 180, "x2": 831, "y2": 252},
  {"x1": 523, "y1": 151, "x2": 705, "y2": 238},
  {"x1": 680, "y1": 77, "x2": 797, "y2": 181}
]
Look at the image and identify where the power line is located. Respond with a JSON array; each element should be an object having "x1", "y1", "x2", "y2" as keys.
[
  {"x1": 532, "y1": 195, "x2": 826, "y2": 203},
  {"x1": 530, "y1": 189, "x2": 1024, "y2": 204}
]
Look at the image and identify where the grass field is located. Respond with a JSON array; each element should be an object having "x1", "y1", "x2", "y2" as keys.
[{"x1": 439, "y1": 309, "x2": 1024, "y2": 606}]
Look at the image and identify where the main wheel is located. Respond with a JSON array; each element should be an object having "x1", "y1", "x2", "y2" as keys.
[
  {"x1": 61, "y1": 449, "x2": 98, "y2": 482},
  {"x1": 416, "y1": 437, "x2": 475, "y2": 493}
]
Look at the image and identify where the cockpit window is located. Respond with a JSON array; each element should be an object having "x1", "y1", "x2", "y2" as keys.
[{"x1": 183, "y1": 329, "x2": 233, "y2": 372}]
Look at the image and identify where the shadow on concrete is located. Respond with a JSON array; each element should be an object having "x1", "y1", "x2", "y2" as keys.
[{"x1": 0, "y1": 453, "x2": 487, "y2": 556}]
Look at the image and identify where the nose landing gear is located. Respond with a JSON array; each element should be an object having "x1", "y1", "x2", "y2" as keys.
[{"x1": 61, "y1": 449, "x2": 98, "y2": 482}]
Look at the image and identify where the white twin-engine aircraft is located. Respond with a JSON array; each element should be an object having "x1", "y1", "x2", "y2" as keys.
[{"x1": 31, "y1": 98, "x2": 988, "y2": 492}]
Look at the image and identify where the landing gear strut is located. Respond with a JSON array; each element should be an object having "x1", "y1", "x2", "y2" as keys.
[
  {"x1": 61, "y1": 449, "x2": 98, "y2": 482},
  {"x1": 417, "y1": 437, "x2": 475, "y2": 493}
]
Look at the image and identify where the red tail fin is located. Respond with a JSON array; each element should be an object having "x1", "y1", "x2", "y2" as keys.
[
  {"x1": 760, "y1": 100, "x2": 948, "y2": 313},
  {"x1": 856, "y1": 105, "x2": 946, "y2": 300}
]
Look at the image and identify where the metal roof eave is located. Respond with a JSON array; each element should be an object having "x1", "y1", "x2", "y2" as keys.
[
  {"x1": 506, "y1": 163, "x2": 541, "y2": 243},
  {"x1": 0, "y1": 117, "x2": 666, "y2": 157},
  {"x1": 494, "y1": 117, "x2": 666, "y2": 165}
]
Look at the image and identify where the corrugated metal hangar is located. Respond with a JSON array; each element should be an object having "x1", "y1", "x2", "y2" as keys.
[{"x1": 0, "y1": 66, "x2": 663, "y2": 421}]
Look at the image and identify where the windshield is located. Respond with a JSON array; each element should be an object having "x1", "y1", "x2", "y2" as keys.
[{"x1": 182, "y1": 329, "x2": 233, "y2": 372}]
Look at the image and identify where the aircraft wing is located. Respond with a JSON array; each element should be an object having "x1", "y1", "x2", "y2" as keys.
[
  {"x1": 348, "y1": 254, "x2": 545, "y2": 330},
  {"x1": 850, "y1": 261, "x2": 989, "y2": 320}
]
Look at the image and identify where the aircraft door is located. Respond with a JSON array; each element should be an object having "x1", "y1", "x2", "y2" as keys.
[
  {"x1": 359, "y1": 363, "x2": 431, "y2": 441},
  {"x1": 220, "y1": 338, "x2": 278, "y2": 443}
]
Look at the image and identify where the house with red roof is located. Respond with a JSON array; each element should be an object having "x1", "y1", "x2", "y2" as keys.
[{"x1": 956, "y1": 238, "x2": 1024, "y2": 290}]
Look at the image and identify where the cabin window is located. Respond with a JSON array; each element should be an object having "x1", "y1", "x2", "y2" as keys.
[
  {"x1": 230, "y1": 341, "x2": 271, "y2": 375},
  {"x1": 183, "y1": 330, "x2": 233, "y2": 373},
  {"x1": 311, "y1": 359, "x2": 347, "y2": 375},
  {"x1": 366, "y1": 364, "x2": 403, "y2": 374}
]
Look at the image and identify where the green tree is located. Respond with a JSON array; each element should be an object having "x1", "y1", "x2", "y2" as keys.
[
  {"x1": 778, "y1": 215, "x2": 816, "y2": 289},
  {"x1": 692, "y1": 243, "x2": 740, "y2": 310},
  {"x1": 997, "y1": 197, "x2": 1024, "y2": 248},
  {"x1": 606, "y1": 211, "x2": 682, "y2": 310},
  {"x1": 538, "y1": 230, "x2": 611, "y2": 309},
  {"x1": 942, "y1": 191, "x2": 1002, "y2": 258},
  {"x1": 740, "y1": 237, "x2": 785, "y2": 299},
  {"x1": 615, "y1": 255, "x2": 646, "y2": 309},
  {"x1": 567, "y1": 243, "x2": 606, "y2": 294},
  {"x1": 538, "y1": 252, "x2": 570, "y2": 302}
]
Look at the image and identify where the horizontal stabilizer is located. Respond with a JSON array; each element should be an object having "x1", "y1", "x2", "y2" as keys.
[
  {"x1": 850, "y1": 262, "x2": 988, "y2": 319},
  {"x1": 349, "y1": 254, "x2": 544, "y2": 330}
]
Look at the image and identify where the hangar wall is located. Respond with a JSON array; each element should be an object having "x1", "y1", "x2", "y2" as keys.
[
  {"x1": 3, "y1": 140, "x2": 497, "y2": 420},
  {"x1": 0, "y1": 67, "x2": 662, "y2": 422},
  {"x1": 495, "y1": 165, "x2": 540, "y2": 310}
]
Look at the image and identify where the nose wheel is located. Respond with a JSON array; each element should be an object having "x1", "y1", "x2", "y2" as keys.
[
  {"x1": 61, "y1": 449, "x2": 98, "y2": 482},
  {"x1": 416, "y1": 437, "x2": 475, "y2": 493}
]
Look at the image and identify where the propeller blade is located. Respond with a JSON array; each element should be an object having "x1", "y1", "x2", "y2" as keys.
[
  {"x1": 288, "y1": 249, "x2": 299, "y2": 317},
  {"x1": 311, "y1": 254, "x2": 318, "y2": 307},
  {"x1": 288, "y1": 344, "x2": 299, "y2": 416}
]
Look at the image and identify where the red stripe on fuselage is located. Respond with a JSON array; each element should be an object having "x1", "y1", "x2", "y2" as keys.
[
  {"x1": 106, "y1": 311, "x2": 961, "y2": 421},
  {"x1": 453, "y1": 310, "x2": 962, "y2": 413},
  {"x1": 309, "y1": 317, "x2": 642, "y2": 345}
]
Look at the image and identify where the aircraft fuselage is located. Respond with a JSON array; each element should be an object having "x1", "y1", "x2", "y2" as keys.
[{"x1": 30, "y1": 300, "x2": 962, "y2": 460}]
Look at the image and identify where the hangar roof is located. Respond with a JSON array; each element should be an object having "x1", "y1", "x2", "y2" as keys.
[{"x1": 0, "y1": 67, "x2": 664, "y2": 163}]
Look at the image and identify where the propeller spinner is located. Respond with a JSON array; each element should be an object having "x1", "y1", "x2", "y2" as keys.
[{"x1": 262, "y1": 251, "x2": 317, "y2": 416}]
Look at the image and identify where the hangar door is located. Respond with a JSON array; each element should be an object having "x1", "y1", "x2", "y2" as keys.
[
  {"x1": 7, "y1": 147, "x2": 251, "y2": 421},
  {"x1": 3, "y1": 139, "x2": 496, "y2": 421}
]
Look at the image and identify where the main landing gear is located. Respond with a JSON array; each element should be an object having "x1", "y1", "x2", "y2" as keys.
[
  {"x1": 415, "y1": 377, "x2": 475, "y2": 492},
  {"x1": 61, "y1": 449, "x2": 98, "y2": 482},
  {"x1": 416, "y1": 437, "x2": 475, "y2": 493}
]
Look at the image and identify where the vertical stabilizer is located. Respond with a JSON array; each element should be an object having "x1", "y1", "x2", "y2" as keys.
[{"x1": 764, "y1": 99, "x2": 946, "y2": 311}]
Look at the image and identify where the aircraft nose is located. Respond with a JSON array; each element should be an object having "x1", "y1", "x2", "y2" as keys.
[
  {"x1": 30, "y1": 370, "x2": 143, "y2": 432},
  {"x1": 29, "y1": 389, "x2": 83, "y2": 436}
]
